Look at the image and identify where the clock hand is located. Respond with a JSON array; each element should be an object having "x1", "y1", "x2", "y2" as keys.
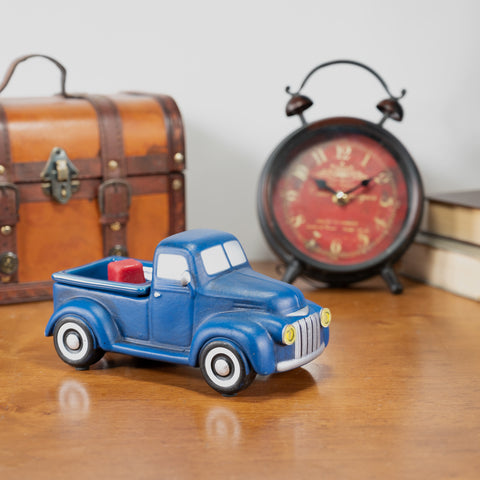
[
  {"x1": 344, "y1": 176, "x2": 375, "y2": 195},
  {"x1": 314, "y1": 178, "x2": 337, "y2": 195},
  {"x1": 314, "y1": 178, "x2": 351, "y2": 206},
  {"x1": 344, "y1": 169, "x2": 390, "y2": 195},
  {"x1": 315, "y1": 174, "x2": 380, "y2": 206}
]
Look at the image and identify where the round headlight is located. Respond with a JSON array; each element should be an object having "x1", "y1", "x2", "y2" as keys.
[
  {"x1": 320, "y1": 308, "x2": 331, "y2": 328},
  {"x1": 282, "y1": 324, "x2": 296, "y2": 345}
]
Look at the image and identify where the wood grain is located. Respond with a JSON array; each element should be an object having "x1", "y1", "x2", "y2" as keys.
[{"x1": 1, "y1": 265, "x2": 479, "y2": 479}]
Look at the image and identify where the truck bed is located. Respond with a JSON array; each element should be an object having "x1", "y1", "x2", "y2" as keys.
[{"x1": 51, "y1": 257, "x2": 153, "y2": 297}]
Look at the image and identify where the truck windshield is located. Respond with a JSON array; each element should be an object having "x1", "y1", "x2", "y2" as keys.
[{"x1": 201, "y1": 240, "x2": 247, "y2": 275}]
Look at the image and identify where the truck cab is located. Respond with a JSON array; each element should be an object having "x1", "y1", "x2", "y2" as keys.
[{"x1": 45, "y1": 229, "x2": 331, "y2": 395}]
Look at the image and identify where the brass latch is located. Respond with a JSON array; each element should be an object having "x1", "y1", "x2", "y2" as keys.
[{"x1": 41, "y1": 147, "x2": 80, "y2": 204}]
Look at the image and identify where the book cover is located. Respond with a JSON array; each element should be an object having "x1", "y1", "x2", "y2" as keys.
[
  {"x1": 421, "y1": 189, "x2": 480, "y2": 246},
  {"x1": 399, "y1": 233, "x2": 480, "y2": 301}
]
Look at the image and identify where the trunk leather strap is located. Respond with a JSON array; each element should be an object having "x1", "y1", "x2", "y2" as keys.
[
  {"x1": 150, "y1": 94, "x2": 186, "y2": 235},
  {"x1": 82, "y1": 95, "x2": 131, "y2": 257},
  {"x1": 0, "y1": 103, "x2": 19, "y2": 282}
]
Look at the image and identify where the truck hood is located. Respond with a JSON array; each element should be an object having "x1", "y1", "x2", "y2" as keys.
[{"x1": 203, "y1": 267, "x2": 306, "y2": 315}]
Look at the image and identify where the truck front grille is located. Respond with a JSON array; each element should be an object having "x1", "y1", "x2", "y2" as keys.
[{"x1": 293, "y1": 312, "x2": 322, "y2": 359}]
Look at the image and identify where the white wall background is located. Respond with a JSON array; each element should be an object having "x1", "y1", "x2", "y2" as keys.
[{"x1": 1, "y1": 0, "x2": 479, "y2": 260}]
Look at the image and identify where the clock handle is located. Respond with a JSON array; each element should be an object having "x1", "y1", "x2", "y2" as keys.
[
  {"x1": 285, "y1": 59, "x2": 406, "y2": 127},
  {"x1": 381, "y1": 264, "x2": 403, "y2": 294}
]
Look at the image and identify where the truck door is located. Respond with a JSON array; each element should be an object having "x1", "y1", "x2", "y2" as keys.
[{"x1": 150, "y1": 252, "x2": 194, "y2": 348}]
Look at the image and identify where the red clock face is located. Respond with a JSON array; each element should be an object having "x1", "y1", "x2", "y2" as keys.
[{"x1": 272, "y1": 132, "x2": 409, "y2": 266}]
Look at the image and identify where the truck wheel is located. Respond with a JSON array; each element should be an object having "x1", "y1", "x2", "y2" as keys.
[
  {"x1": 199, "y1": 341, "x2": 256, "y2": 395},
  {"x1": 53, "y1": 317, "x2": 104, "y2": 370}
]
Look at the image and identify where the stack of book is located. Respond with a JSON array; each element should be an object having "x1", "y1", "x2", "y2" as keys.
[{"x1": 399, "y1": 190, "x2": 480, "y2": 300}]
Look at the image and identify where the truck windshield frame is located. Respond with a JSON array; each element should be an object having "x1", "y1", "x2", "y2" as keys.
[{"x1": 201, "y1": 241, "x2": 247, "y2": 276}]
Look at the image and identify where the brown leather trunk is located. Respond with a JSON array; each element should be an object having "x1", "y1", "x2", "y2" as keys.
[{"x1": 0, "y1": 55, "x2": 185, "y2": 304}]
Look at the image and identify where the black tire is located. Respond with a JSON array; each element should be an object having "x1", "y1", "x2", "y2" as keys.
[
  {"x1": 199, "y1": 341, "x2": 256, "y2": 395},
  {"x1": 53, "y1": 317, "x2": 104, "y2": 369}
]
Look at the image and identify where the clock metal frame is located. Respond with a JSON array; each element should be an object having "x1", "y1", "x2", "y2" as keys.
[{"x1": 257, "y1": 60, "x2": 424, "y2": 294}]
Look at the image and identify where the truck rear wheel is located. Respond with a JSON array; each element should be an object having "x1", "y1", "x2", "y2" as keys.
[
  {"x1": 199, "y1": 341, "x2": 256, "y2": 395},
  {"x1": 53, "y1": 317, "x2": 104, "y2": 370}
]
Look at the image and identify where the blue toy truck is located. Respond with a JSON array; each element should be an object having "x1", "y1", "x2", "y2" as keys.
[{"x1": 45, "y1": 229, "x2": 331, "y2": 395}]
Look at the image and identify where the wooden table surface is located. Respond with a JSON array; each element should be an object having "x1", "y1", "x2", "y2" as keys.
[{"x1": 1, "y1": 264, "x2": 479, "y2": 479}]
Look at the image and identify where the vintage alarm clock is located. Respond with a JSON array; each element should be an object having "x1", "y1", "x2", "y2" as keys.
[{"x1": 258, "y1": 60, "x2": 423, "y2": 294}]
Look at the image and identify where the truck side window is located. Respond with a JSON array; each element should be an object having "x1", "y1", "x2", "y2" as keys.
[{"x1": 156, "y1": 254, "x2": 189, "y2": 282}]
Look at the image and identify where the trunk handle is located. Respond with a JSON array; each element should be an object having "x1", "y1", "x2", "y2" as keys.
[{"x1": 0, "y1": 54, "x2": 68, "y2": 97}]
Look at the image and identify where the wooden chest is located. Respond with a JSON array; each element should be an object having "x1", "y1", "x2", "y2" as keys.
[{"x1": 0, "y1": 55, "x2": 185, "y2": 304}]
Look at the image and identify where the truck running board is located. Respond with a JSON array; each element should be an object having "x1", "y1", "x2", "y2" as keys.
[{"x1": 110, "y1": 342, "x2": 191, "y2": 365}]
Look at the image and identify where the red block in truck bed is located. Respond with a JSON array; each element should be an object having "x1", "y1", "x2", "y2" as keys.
[{"x1": 108, "y1": 259, "x2": 145, "y2": 284}]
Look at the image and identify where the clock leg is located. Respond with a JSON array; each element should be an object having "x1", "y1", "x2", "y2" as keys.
[
  {"x1": 381, "y1": 265, "x2": 403, "y2": 294},
  {"x1": 282, "y1": 259, "x2": 303, "y2": 284}
]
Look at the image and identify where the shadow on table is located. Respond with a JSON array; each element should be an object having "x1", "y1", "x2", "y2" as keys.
[{"x1": 85, "y1": 352, "x2": 332, "y2": 400}]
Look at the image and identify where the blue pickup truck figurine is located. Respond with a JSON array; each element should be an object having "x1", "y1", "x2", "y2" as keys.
[{"x1": 45, "y1": 229, "x2": 331, "y2": 395}]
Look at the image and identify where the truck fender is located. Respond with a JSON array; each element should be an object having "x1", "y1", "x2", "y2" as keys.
[
  {"x1": 44, "y1": 298, "x2": 119, "y2": 350},
  {"x1": 189, "y1": 314, "x2": 276, "y2": 375}
]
